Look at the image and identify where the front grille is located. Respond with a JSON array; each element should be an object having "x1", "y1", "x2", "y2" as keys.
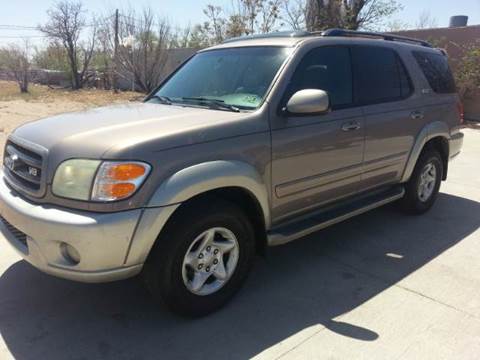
[
  {"x1": 0, "y1": 215, "x2": 28, "y2": 247},
  {"x1": 3, "y1": 139, "x2": 45, "y2": 196}
]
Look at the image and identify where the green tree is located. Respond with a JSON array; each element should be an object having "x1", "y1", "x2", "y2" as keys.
[
  {"x1": 454, "y1": 44, "x2": 480, "y2": 100},
  {"x1": 34, "y1": 43, "x2": 70, "y2": 72}
]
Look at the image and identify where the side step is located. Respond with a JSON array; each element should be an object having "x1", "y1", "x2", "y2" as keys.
[{"x1": 267, "y1": 185, "x2": 405, "y2": 246}]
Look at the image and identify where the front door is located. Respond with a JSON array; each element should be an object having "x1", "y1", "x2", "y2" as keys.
[{"x1": 270, "y1": 46, "x2": 365, "y2": 224}]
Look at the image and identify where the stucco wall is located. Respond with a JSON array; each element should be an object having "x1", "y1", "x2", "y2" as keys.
[{"x1": 464, "y1": 90, "x2": 480, "y2": 121}]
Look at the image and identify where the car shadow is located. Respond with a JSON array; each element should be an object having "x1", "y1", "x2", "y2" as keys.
[{"x1": 0, "y1": 193, "x2": 479, "y2": 359}]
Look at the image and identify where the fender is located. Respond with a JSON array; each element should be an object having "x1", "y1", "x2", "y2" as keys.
[
  {"x1": 400, "y1": 121, "x2": 450, "y2": 183},
  {"x1": 125, "y1": 161, "x2": 270, "y2": 266},
  {"x1": 147, "y1": 160, "x2": 271, "y2": 228}
]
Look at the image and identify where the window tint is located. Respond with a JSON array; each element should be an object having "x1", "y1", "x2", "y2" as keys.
[
  {"x1": 352, "y1": 46, "x2": 413, "y2": 105},
  {"x1": 413, "y1": 51, "x2": 456, "y2": 93},
  {"x1": 287, "y1": 46, "x2": 353, "y2": 108}
]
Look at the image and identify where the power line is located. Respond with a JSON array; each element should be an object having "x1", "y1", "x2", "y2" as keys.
[
  {"x1": 0, "y1": 25, "x2": 38, "y2": 30},
  {"x1": 0, "y1": 35, "x2": 47, "y2": 39},
  {"x1": 0, "y1": 11, "x2": 187, "y2": 43}
]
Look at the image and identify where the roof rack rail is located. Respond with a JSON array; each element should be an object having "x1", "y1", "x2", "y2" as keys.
[
  {"x1": 321, "y1": 28, "x2": 432, "y2": 48},
  {"x1": 222, "y1": 30, "x2": 310, "y2": 43}
]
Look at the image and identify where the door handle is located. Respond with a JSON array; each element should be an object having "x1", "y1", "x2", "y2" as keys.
[
  {"x1": 410, "y1": 110, "x2": 424, "y2": 120},
  {"x1": 341, "y1": 121, "x2": 361, "y2": 131}
]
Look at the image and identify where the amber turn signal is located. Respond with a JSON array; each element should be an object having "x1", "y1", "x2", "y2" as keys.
[
  {"x1": 105, "y1": 163, "x2": 147, "y2": 181},
  {"x1": 97, "y1": 183, "x2": 136, "y2": 199},
  {"x1": 91, "y1": 161, "x2": 151, "y2": 201}
]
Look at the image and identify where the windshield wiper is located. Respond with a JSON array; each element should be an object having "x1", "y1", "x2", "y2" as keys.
[
  {"x1": 150, "y1": 95, "x2": 173, "y2": 105},
  {"x1": 181, "y1": 97, "x2": 240, "y2": 113}
]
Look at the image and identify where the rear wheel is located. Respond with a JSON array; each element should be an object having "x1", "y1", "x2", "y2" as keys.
[
  {"x1": 142, "y1": 198, "x2": 255, "y2": 317},
  {"x1": 400, "y1": 148, "x2": 443, "y2": 214}
]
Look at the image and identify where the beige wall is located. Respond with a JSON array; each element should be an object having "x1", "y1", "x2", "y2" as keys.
[{"x1": 464, "y1": 90, "x2": 480, "y2": 121}]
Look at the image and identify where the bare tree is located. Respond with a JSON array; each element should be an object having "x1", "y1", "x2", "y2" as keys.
[
  {"x1": 386, "y1": 18, "x2": 410, "y2": 32},
  {"x1": 94, "y1": 18, "x2": 114, "y2": 89},
  {"x1": 0, "y1": 41, "x2": 32, "y2": 93},
  {"x1": 305, "y1": 0, "x2": 342, "y2": 30},
  {"x1": 305, "y1": 0, "x2": 402, "y2": 31},
  {"x1": 114, "y1": 8, "x2": 171, "y2": 93},
  {"x1": 185, "y1": 24, "x2": 213, "y2": 48},
  {"x1": 256, "y1": 0, "x2": 284, "y2": 33},
  {"x1": 204, "y1": 5, "x2": 228, "y2": 42},
  {"x1": 39, "y1": 0, "x2": 96, "y2": 89},
  {"x1": 198, "y1": 0, "x2": 285, "y2": 44},
  {"x1": 415, "y1": 10, "x2": 438, "y2": 29},
  {"x1": 171, "y1": 26, "x2": 193, "y2": 48},
  {"x1": 283, "y1": 0, "x2": 307, "y2": 30},
  {"x1": 182, "y1": 6, "x2": 231, "y2": 46},
  {"x1": 232, "y1": 0, "x2": 284, "y2": 34}
]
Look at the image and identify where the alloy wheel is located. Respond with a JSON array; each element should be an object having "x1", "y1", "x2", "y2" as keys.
[
  {"x1": 181, "y1": 227, "x2": 239, "y2": 296},
  {"x1": 417, "y1": 162, "x2": 437, "y2": 202}
]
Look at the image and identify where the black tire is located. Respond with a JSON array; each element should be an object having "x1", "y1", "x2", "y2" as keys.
[
  {"x1": 142, "y1": 197, "x2": 255, "y2": 317},
  {"x1": 400, "y1": 148, "x2": 443, "y2": 215}
]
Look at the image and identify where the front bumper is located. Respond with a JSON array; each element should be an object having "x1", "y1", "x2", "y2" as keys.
[
  {"x1": 449, "y1": 131, "x2": 464, "y2": 160},
  {"x1": 0, "y1": 174, "x2": 144, "y2": 283}
]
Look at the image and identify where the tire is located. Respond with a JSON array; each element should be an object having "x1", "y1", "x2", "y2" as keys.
[
  {"x1": 142, "y1": 197, "x2": 255, "y2": 317},
  {"x1": 400, "y1": 148, "x2": 443, "y2": 215}
]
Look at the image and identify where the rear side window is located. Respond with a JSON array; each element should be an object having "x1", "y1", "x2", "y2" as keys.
[
  {"x1": 287, "y1": 46, "x2": 353, "y2": 109},
  {"x1": 352, "y1": 46, "x2": 413, "y2": 105},
  {"x1": 413, "y1": 51, "x2": 456, "y2": 94}
]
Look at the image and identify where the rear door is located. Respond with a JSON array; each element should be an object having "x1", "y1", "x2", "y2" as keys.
[
  {"x1": 270, "y1": 46, "x2": 365, "y2": 223},
  {"x1": 412, "y1": 50, "x2": 460, "y2": 132},
  {"x1": 352, "y1": 45, "x2": 422, "y2": 192}
]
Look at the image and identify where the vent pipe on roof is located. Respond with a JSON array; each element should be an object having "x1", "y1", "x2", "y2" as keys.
[{"x1": 449, "y1": 15, "x2": 468, "y2": 27}]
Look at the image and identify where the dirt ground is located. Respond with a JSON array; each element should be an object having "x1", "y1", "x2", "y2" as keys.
[{"x1": 0, "y1": 81, "x2": 141, "y2": 158}]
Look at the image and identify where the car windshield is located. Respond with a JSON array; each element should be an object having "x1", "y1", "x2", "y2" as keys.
[{"x1": 151, "y1": 47, "x2": 291, "y2": 110}]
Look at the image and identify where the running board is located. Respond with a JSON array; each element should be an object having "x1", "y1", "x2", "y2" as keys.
[{"x1": 267, "y1": 186, "x2": 405, "y2": 246}]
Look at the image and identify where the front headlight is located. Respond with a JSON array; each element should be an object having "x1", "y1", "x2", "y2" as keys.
[
  {"x1": 52, "y1": 159, "x2": 101, "y2": 200},
  {"x1": 52, "y1": 160, "x2": 151, "y2": 202}
]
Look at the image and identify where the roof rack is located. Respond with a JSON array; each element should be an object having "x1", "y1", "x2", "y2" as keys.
[
  {"x1": 321, "y1": 28, "x2": 432, "y2": 47},
  {"x1": 221, "y1": 28, "x2": 433, "y2": 48},
  {"x1": 222, "y1": 30, "x2": 310, "y2": 43}
]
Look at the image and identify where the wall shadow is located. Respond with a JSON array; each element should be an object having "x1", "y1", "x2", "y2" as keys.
[{"x1": 0, "y1": 192, "x2": 479, "y2": 359}]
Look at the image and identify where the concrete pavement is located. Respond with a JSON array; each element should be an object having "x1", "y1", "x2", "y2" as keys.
[{"x1": 0, "y1": 129, "x2": 479, "y2": 359}]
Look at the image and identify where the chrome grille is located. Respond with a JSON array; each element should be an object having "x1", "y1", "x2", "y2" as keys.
[
  {"x1": 0, "y1": 215, "x2": 28, "y2": 247},
  {"x1": 3, "y1": 138, "x2": 46, "y2": 197}
]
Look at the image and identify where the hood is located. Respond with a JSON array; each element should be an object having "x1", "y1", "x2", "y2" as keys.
[{"x1": 12, "y1": 102, "x2": 266, "y2": 161}]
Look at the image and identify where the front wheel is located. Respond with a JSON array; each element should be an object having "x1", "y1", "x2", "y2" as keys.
[
  {"x1": 400, "y1": 148, "x2": 443, "y2": 214},
  {"x1": 142, "y1": 198, "x2": 255, "y2": 317}
]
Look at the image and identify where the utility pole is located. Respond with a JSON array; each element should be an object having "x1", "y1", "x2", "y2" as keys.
[{"x1": 113, "y1": 9, "x2": 119, "y2": 93}]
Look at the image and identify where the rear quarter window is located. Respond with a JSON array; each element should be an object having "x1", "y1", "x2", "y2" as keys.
[{"x1": 413, "y1": 51, "x2": 456, "y2": 94}]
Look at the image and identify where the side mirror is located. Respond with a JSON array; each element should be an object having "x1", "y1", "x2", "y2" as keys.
[{"x1": 285, "y1": 89, "x2": 330, "y2": 115}]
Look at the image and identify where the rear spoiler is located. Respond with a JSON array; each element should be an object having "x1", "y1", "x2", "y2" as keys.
[{"x1": 436, "y1": 48, "x2": 448, "y2": 56}]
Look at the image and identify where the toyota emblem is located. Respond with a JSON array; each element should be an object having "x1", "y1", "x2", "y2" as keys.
[{"x1": 4, "y1": 154, "x2": 18, "y2": 171}]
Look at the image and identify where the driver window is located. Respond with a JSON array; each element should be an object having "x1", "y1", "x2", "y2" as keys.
[{"x1": 287, "y1": 46, "x2": 353, "y2": 109}]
